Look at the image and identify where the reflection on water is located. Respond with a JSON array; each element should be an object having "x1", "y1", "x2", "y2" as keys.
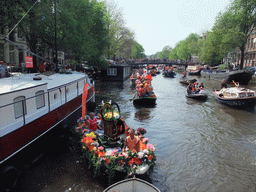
[{"x1": 19, "y1": 72, "x2": 256, "y2": 192}]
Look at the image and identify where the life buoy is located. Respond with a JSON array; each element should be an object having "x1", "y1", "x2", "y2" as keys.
[{"x1": 1, "y1": 166, "x2": 19, "y2": 191}]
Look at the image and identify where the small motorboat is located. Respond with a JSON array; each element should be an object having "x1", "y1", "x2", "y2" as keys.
[
  {"x1": 103, "y1": 177, "x2": 161, "y2": 192},
  {"x1": 186, "y1": 91, "x2": 208, "y2": 100},
  {"x1": 179, "y1": 77, "x2": 197, "y2": 85},
  {"x1": 213, "y1": 86, "x2": 256, "y2": 107},
  {"x1": 133, "y1": 93, "x2": 157, "y2": 106},
  {"x1": 163, "y1": 70, "x2": 176, "y2": 78}
]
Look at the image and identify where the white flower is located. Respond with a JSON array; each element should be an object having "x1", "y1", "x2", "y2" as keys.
[
  {"x1": 137, "y1": 152, "x2": 144, "y2": 159},
  {"x1": 143, "y1": 149, "x2": 149, "y2": 154}
]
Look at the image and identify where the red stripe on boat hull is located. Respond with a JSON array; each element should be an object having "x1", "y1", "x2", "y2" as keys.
[{"x1": 0, "y1": 89, "x2": 94, "y2": 163}]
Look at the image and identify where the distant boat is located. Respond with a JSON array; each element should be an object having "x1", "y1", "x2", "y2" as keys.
[
  {"x1": 179, "y1": 77, "x2": 197, "y2": 85},
  {"x1": 186, "y1": 64, "x2": 202, "y2": 75},
  {"x1": 103, "y1": 177, "x2": 161, "y2": 192},
  {"x1": 201, "y1": 68, "x2": 254, "y2": 85},
  {"x1": 163, "y1": 70, "x2": 176, "y2": 78},
  {"x1": 213, "y1": 87, "x2": 256, "y2": 107}
]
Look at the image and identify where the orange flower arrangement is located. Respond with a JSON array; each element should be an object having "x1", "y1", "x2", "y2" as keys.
[{"x1": 148, "y1": 154, "x2": 154, "y2": 161}]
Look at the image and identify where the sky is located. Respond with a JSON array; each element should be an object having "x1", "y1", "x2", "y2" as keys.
[{"x1": 110, "y1": 0, "x2": 233, "y2": 56}]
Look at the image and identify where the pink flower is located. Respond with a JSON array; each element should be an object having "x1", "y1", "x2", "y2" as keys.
[
  {"x1": 83, "y1": 129, "x2": 89, "y2": 132},
  {"x1": 111, "y1": 149, "x2": 119, "y2": 156},
  {"x1": 147, "y1": 143, "x2": 154, "y2": 151},
  {"x1": 98, "y1": 146, "x2": 104, "y2": 151},
  {"x1": 129, "y1": 172, "x2": 132, "y2": 176},
  {"x1": 133, "y1": 165, "x2": 137, "y2": 169},
  {"x1": 143, "y1": 138, "x2": 149, "y2": 142}
]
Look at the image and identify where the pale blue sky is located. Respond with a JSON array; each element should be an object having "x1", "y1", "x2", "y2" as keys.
[{"x1": 112, "y1": 0, "x2": 233, "y2": 55}]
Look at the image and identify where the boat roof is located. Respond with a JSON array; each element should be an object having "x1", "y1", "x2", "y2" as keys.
[
  {"x1": 0, "y1": 71, "x2": 87, "y2": 95},
  {"x1": 222, "y1": 87, "x2": 255, "y2": 93}
]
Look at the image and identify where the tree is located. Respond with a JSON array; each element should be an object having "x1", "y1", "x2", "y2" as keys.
[
  {"x1": 212, "y1": 0, "x2": 256, "y2": 69},
  {"x1": 132, "y1": 42, "x2": 146, "y2": 59},
  {"x1": 158, "y1": 45, "x2": 172, "y2": 59}
]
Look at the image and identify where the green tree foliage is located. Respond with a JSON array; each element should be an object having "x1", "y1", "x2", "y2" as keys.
[
  {"x1": 132, "y1": 42, "x2": 146, "y2": 59},
  {"x1": 199, "y1": 31, "x2": 224, "y2": 65},
  {"x1": 158, "y1": 45, "x2": 172, "y2": 59},
  {"x1": 208, "y1": 0, "x2": 256, "y2": 69},
  {"x1": 1, "y1": 0, "x2": 109, "y2": 69}
]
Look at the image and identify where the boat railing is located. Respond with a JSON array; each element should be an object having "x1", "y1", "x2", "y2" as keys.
[{"x1": 0, "y1": 78, "x2": 94, "y2": 137}]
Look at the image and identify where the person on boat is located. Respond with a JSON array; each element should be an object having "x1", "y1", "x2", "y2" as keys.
[
  {"x1": 122, "y1": 129, "x2": 140, "y2": 152},
  {"x1": 187, "y1": 83, "x2": 193, "y2": 94},
  {"x1": 138, "y1": 84, "x2": 146, "y2": 97},
  {"x1": 183, "y1": 70, "x2": 187, "y2": 78},
  {"x1": 199, "y1": 83, "x2": 204, "y2": 90},
  {"x1": 144, "y1": 81, "x2": 151, "y2": 96},
  {"x1": 145, "y1": 72, "x2": 152, "y2": 81},
  {"x1": 86, "y1": 112, "x2": 102, "y2": 132},
  {"x1": 221, "y1": 79, "x2": 227, "y2": 89}
]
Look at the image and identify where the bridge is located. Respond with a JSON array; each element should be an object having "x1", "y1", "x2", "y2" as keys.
[{"x1": 125, "y1": 60, "x2": 193, "y2": 69}]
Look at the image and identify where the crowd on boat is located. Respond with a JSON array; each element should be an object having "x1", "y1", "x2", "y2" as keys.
[
  {"x1": 131, "y1": 69, "x2": 155, "y2": 98},
  {"x1": 187, "y1": 81, "x2": 205, "y2": 94}
]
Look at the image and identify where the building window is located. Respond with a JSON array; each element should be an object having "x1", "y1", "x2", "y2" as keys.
[
  {"x1": 54, "y1": 93, "x2": 57, "y2": 99},
  {"x1": 13, "y1": 96, "x2": 27, "y2": 119},
  {"x1": 107, "y1": 68, "x2": 117, "y2": 76},
  {"x1": 35, "y1": 90, "x2": 45, "y2": 109}
]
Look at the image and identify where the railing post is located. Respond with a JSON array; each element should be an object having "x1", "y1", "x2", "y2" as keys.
[
  {"x1": 22, "y1": 100, "x2": 26, "y2": 125},
  {"x1": 48, "y1": 92, "x2": 50, "y2": 112},
  {"x1": 77, "y1": 81, "x2": 79, "y2": 96},
  {"x1": 65, "y1": 85, "x2": 67, "y2": 103}
]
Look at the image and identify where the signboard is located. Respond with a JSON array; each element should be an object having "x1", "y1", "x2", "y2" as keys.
[{"x1": 26, "y1": 56, "x2": 33, "y2": 68}]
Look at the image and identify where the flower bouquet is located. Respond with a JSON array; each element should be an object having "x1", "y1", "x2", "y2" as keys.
[{"x1": 137, "y1": 127, "x2": 147, "y2": 135}]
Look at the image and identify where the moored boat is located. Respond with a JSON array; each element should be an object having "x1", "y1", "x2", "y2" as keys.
[
  {"x1": 0, "y1": 71, "x2": 95, "y2": 190},
  {"x1": 213, "y1": 87, "x2": 256, "y2": 107},
  {"x1": 201, "y1": 68, "x2": 254, "y2": 84},
  {"x1": 103, "y1": 177, "x2": 161, "y2": 192},
  {"x1": 186, "y1": 64, "x2": 202, "y2": 75}
]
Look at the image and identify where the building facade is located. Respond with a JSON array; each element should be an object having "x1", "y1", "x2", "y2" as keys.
[{"x1": 0, "y1": 27, "x2": 65, "y2": 67}]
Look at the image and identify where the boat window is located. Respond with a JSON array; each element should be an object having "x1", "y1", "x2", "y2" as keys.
[
  {"x1": 35, "y1": 90, "x2": 45, "y2": 109},
  {"x1": 107, "y1": 68, "x2": 117, "y2": 76},
  {"x1": 239, "y1": 93, "x2": 246, "y2": 97},
  {"x1": 54, "y1": 93, "x2": 57, "y2": 99},
  {"x1": 13, "y1": 96, "x2": 27, "y2": 119}
]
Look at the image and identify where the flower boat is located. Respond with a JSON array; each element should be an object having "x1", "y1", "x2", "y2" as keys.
[
  {"x1": 73, "y1": 101, "x2": 156, "y2": 185},
  {"x1": 213, "y1": 86, "x2": 256, "y2": 107},
  {"x1": 103, "y1": 177, "x2": 161, "y2": 192},
  {"x1": 133, "y1": 92, "x2": 157, "y2": 106}
]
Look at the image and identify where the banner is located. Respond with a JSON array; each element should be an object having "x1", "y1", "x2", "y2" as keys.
[
  {"x1": 82, "y1": 83, "x2": 99, "y2": 119},
  {"x1": 26, "y1": 56, "x2": 33, "y2": 68}
]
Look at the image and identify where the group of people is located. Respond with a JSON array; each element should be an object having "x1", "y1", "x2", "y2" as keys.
[
  {"x1": 187, "y1": 82, "x2": 205, "y2": 94},
  {"x1": 86, "y1": 111, "x2": 141, "y2": 153},
  {"x1": 135, "y1": 74, "x2": 153, "y2": 97}
]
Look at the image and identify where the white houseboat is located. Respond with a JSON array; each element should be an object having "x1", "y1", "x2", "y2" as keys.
[{"x1": 0, "y1": 71, "x2": 95, "y2": 190}]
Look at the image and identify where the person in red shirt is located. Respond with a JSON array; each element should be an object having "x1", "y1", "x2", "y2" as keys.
[{"x1": 86, "y1": 112, "x2": 101, "y2": 132}]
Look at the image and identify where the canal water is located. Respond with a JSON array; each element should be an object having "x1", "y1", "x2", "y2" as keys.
[{"x1": 18, "y1": 71, "x2": 256, "y2": 192}]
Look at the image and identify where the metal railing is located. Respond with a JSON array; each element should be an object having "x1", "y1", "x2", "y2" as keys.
[{"x1": 0, "y1": 79, "x2": 94, "y2": 128}]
